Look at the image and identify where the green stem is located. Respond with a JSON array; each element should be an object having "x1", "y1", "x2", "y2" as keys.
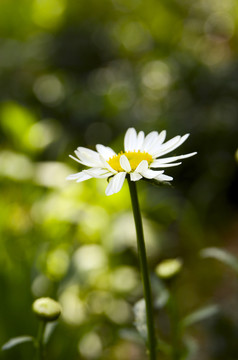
[
  {"x1": 37, "y1": 320, "x2": 46, "y2": 360},
  {"x1": 127, "y1": 179, "x2": 157, "y2": 360}
]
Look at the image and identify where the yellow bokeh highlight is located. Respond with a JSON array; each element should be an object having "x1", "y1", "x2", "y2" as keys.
[
  {"x1": 0, "y1": 102, "x2": 36, "y2": 146},
  {"x1": 155, "y1": 258, "x2": 183, "y2": 279},
  {"x1": 32, "y1": 0, "x2": 66, "y2": 29},
  {"x1": 46, "y1": 248, "x2": 69, "y2": 281}
]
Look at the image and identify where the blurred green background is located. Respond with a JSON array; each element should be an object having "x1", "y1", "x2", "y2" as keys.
[{"x1": 0, "y1": 0, "x2": 238, "y2": 359}]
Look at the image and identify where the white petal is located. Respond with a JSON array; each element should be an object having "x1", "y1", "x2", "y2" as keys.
[
  {"x1": 96, "y1": 144, "x2": 116, "y2": 160},
  {"x1": 105, "y1": 178, "x2": 114, "y2": 196},
  {"x1": 149, "y1": 130, "x2": 167, "y2": 155},
  {"x1": 99, "y1": 155, "x2": 117, "y2": 174},
  {"x1": 75, "y1": 147, "x2": 102, "y2": 167},
  {"x1": 157, "y1": 130, "x2": 167, "y2": 144},
  {"x1": 153, "y1": 135, "x2": 180, "y2": 156},
  {"x1": 140, "y1": 169, "x2": 164, "y2": 179},
  {"x1": 150, "y1": 162, "x2": 182, "y2": 168},
  {"x1": 76, "y1": 147, "x2": 100, "y2": 159},
  {"x1": 130, "y1": 172, "x2": 142, "y2": 181},
  {"x1": 151, "y1": 152, "x2": 197, "y2": 166},
  {"x1": 105, "y1": 181, "x2": 114, "y2": 196},
  {"x1": 84, "y1": 168, "x2": 112, "y2": 178},
  {"x1": 75, "y1": 152, "x2": 100, "y2": 167},
  {"x1": 135, "y1": 160, "x2": 148, "y2": 173},
  {"x1": 124, "y1": 128, "x2": 137, "y2": 152},
  {"x1": 135, "y1": 131, "x2": 145, "y2": 151},
  {"x1": 69, "y1": 154, "x2": 84, "y2": 165},
  {"x1": 120, "y1": 155, "x2": 131, "y2": 172},
  {"x1": 66, "y1": 171, "x2": 86, "y2": 180},
  {"x1": 105, "y1": 172, "x2": 126, "y2": 196},
  {"x1": 155, "y1": 174, "x2": 173, "y2": 182},
  {"x1": 75, "y1": 171, "x2": 92, "y2": 182},
  {"x1": 154, "y1": 134, "x2": 190, "y2": 158},
  {"x1": 141, "y1": 131, "x2": 159, "y2": 152}
]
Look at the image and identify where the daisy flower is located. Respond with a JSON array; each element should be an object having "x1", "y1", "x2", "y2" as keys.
[{"x1": 67, "y1": 127, "x2": 196, "y2": 196}]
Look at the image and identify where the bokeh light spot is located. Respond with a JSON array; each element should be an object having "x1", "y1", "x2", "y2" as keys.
[
  {"x1": 46, "y1": 248, "x2": 69, "y2": 281},
  {"x1": 113, "y1": 20, "x2": 152, "y2": 53},
  {"x1": 32, "y1": 0, "x2": 66, "y2": 29},
  {"x1": 110, "y1": 266, "x2": 138, "y2": 293},
  {"x1": 78, "y1": 332, "x2": 102, "y2": 359},
  {"x1": 60, "y1": 285, "x2": 86, "y2": 326},
  {"x1": 0, "y1": 102, "x2": 36, "y2": 150},
  {"x1": 142, "y1": 61, "x2": 172, "y2": 92},
  {"x1": 105, "y1": 298, "x2": 132, "y2": 324},
  {"x1": 73, "y1": 245, "x2": 107, "y2": 273},
  {"x1": 204, "y1": 12, "x2": 234, "y2": 41},
  {"x1": 33, "y1": 75, "x2": 65, "y2": 105},
  {"x1": 0, "y1": 151, "x2": 34, "y2": 181},
  {"x1": 31, "y1": 275, "x2": 52, "y2": 297},
  {"x1": 34, "y1": 162, "x2": 73, "y2": 188},
  {"x1": 27, "y1": 119, "x2": 61, "y2": 150}
]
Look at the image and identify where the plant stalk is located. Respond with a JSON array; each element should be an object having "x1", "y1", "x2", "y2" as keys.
[
  {"x1": 127, "y1": 178, "x2": 157, "y2": 360},
  {"x1": 37, "y1": 320, "x2": 46, "y2": 360}
]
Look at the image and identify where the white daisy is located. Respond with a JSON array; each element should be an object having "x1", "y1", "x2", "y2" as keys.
[{"x1": 67, "y1": 128, "x2": 197, "y2": 196}]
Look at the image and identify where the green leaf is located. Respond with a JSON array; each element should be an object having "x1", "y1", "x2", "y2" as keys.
[
  {"x1": 181, "y1": 304, "x2": 219, "y2": 328},
  {"x1": 2, "y1": 336, "x2": 34, "y2": 351},
  {"x1": 44, "y1": 322, "x2": 57, "y2": 345},
  {"x1": 200, "y1": 247, "x2": 238, "y2": 273}
]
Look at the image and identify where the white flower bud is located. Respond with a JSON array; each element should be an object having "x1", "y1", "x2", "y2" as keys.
[{"x1": 32, "y1": 297, "x2": 61, "y2": 321}]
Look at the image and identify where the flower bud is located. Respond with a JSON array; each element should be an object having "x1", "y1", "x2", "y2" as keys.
[
  {"x1": 155, "y1": 258, "x2": 183, "y2": 279},
  {"x1": 32, "y1": 297, "x2": 61, "y2": 322}
]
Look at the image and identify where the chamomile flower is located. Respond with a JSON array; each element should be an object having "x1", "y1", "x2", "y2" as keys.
[{"x1": 67, "y1": 128, "x2": 196, "y2": 196}]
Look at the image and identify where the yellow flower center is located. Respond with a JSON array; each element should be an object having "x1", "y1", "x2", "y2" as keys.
[{"x1": 107, "y1": 151, "x2": 153, "y2": 172}]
